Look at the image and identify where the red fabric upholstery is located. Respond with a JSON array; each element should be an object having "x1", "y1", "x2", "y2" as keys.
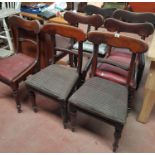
[
  {"x1": 107, "y1": 47, "x2": 132, "y2": 67},
  {"x1": 0, "y1": 53, "x2": 35, "y2": 81},
  {"x1": 96, "y1": 63, "x2": 134, "y2": 87}
]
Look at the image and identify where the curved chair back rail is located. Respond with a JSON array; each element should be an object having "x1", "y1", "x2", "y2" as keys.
[
  {"x1": 41, "y1": 23, "x2": 86, "y2": 74},
  {"x1": 64, "y1": 11, "x2": 104, "y2": 30},
  {"x1": 9, "y1": 15, "x2": 40, "y2": 33},
  {"x1": 8, "y1": 15, "x2": 41, "y2": 55},
  {"x1": 84, "y1": 4, "x2": 116, "y2": 18},
  {"x1": 113, "y1": 9, "x2": 155, "y2": 26},
  {"x1": 88, "y1": 31, "x2": 148, "y2": 54},
  {"x1": 41, "y1": 23, "x2": 86, "y2": 42},
  {"x1": 104, "y1": 18, "x2": 154, "y2": 39}
]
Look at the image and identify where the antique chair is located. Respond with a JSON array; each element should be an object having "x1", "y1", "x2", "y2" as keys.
[
  {"x1": 68, "y1": 31, "x2": 148, "y2": 152},
  {"x1": 111, "y1": 9, "x2": 155, "y2": 88},
  {"x1": 95, "y1": 18, "x2": 153, "y2": 108},
  {"x1": 84, "y1": 4, "x2": 116, "y2": 19},
  {"x1": 64, "y1": 11, "x2": 104, "y2": 66},
  {"x1": 0, "y1": 15, "x2": 40, "y2": 112},
  {"x1": 25, "y1": 23, "x2": 86, "y2": 128}
]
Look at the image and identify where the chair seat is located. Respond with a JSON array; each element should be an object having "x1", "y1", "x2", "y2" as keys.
[
  {"x1": 0, "y1": 53, "x2": 35, "y2": 82},
  {"x1": 69, "y1": 77, "x2": 128, "y2": 124},
  {"x1": 25, "y1": 64, "x2": 79, "y2": 101},
  {"x1": 96, "y1": 63, "x2": 134, "y2": 87},
  {"x1": 73, "y1": 40, "x2": 107, "y2": 55}
]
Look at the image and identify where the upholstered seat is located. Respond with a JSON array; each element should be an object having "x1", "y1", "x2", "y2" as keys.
[
  {"x1": 0, "y1": 53, "x2": 34, "y2": 81},
  {"x1": 73, "y1": 40, "x2": 107, "y2": 56},
  {"x1": 69, "y1": 77, "x2": 128, "y2": 123},
  {"x1": 26, "y1": 64, "x2": 79, "y2": 101}
]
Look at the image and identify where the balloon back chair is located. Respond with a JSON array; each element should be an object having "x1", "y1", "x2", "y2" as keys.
[
  {"x1": 68, "y1": 31, "x2": 148, "y2": 152},
  {"x1": 25, "y1": 23, "x2": 86, "y2": 128},
  {"x1": 96, "y1": 18, "x2": 154, "y2": 108},
  {"x1": 0, "y1": 15, "x2": 40, "y2": 112},
  {"x1": 111, "y1": 9, "x2": 155, "y2": 88}
]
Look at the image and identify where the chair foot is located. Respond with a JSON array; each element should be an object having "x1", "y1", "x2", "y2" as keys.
[
  {"x1": 113, "y1": 125, "x2": 123, "y2": 152},
  {"x1": 17, "y1": 105, "x2": 22, "y2": 113},
  {"x1": 29, "y1": 90, "x2": 37, "y2": 113},
  {"x1": 13, "y1": 88, "x2": 22, "y2": 113},
  {"x1": 70, "y1": 104, "x2": 77, "y2": 132},
  {"x1": 61, "y1": 104, "x2": 68, "y2": 129}
]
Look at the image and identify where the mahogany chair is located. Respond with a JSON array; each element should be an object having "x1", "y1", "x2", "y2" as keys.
[
  {"x1": 68, "y1": 31, "x2": 148, "y2": 152},
  {"x1": 111, "y1": 9, "x2": 155, "y2": 88},
  {"x1": 96, "y1": 17, "x2": 154, "y2": 94},
  {"x1": 25, "y1": 23, "x2": 86, "y2": 128},
  {"x1": 84, "y1": 4, "x2": 116, "y2": 19},
  {"x1": 0, "y1": 15, "x2": 40, "y2": 113}
]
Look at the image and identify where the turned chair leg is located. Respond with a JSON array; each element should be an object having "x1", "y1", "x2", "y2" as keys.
[
  {"x1": 70, "y1": 104, "x2": 77, "y2": 132},
  {"x1": 136, "y1": 54, "x2": 145, "y2": 90},
  {"x1": 29, "y1": 90, "x2": 37, "y2": 113},
  {"x1": 128, "y1": 87, "x2": 135, "y2": 111},
  {"x1": 113, "y1": 125, "x2": 123, "y2": 152},
  {"x1": 12, "y1": 87, "x2": 22, "y2": 113},
  {"x1": 61, "y1": 103, "x2": 68, "y2": 129}
]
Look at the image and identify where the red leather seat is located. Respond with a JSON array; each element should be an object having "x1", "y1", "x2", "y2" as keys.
[{"x1": 0, "y1": 53, "x2": 34, "y2": 81}]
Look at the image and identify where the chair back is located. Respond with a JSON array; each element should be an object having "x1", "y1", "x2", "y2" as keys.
[
  {"x1": 64, "y1": 11, "x2": 103, "y2": 32},
  {"x1": 87, "y1": 31, "x2": 148, "y2": 86},
  {"x1": 104, "y1": 18, "x2": 154, "y2": 40},
  {"x1": 1, "y1": 2, "x2": 21, "y2": 12},
  {"x1": 113, "y1": 9, "x2": 155, "y2": 26},
  {"x1": 8, "y1": 15, "x2": 40, "y2": 61},
  {"x1": 41, "y1": 23, "x2": 86, "y2": 75},
  {"x1": 84, "y1": 5, "x2": 116, "y2": 19}
]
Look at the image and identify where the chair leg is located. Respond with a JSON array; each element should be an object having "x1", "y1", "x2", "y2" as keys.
[
  {"x1": 61, "y1": 104, "x2": 68, "y2": 129},
  {"x1": 73, "y1": 55, "x2": 78, "y2": 67},
  {"x1": 12, "y1": 87, "x2": 22, "y2": 113},
  {"x1": 29, "y1": 90, "x2": 37, "y2": 113},
  {"x1": 113, "y1": 125, "x2": 123, "y2": 152},
  {"x1": 70, "y1": 104, "x2": 77, "y2": 132},
  {"x1": 128, "y1": 87, "x2": 135, "y2": 110},
  {"x1": 136, "y1": 64, "x2": 145, "y2": 90}
]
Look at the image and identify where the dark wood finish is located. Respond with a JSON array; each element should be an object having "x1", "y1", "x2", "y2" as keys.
[
  {"x1": 0, "y1": 15, "x2": 40, "y2": 112},
  {"x1": 27, "y1": 23, "x2": 86, "y2": 128},
  {"x1": 69, "y1": 31, "x2": 148, "y2": 152},
  {"x1": 64, "y1": 11, "x2": 103, "y2": 71},
  {"x1": 113, "y1": 9, "x2": 155, "y2": 25},
  {"x1": 104, "y1": 18, "x2": 154, "y2": 39},
  {"x1": 84, "y1": 4, "x2": 116, "y2": 19},
  {"x1": 64, "y1": 11, "x2": 104, "y2": 31}
]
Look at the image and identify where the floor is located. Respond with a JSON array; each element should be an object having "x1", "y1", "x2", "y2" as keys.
[{"x1": 0, "y1": 54, "x2": 155, "y2": 153}]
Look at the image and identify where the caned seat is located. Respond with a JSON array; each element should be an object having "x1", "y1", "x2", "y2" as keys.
[{"x1": 69, "y1": 77, "x2": 128, "y2": 124}]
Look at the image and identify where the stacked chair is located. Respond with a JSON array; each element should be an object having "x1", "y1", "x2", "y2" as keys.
[{"x1": 0, "y1": 15, "x2": 40, "y2": 113}]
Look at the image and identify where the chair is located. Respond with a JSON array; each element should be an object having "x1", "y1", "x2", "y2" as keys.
[
  {"x1": 25, "y1": 23, "x2": 86, "y2": 128},
  {"x1": 96, "y1": 16, "x2": 154, "y2": 93},
  {"x1": 84, "y1": 4, "x2": 117, "y2": 19},
  {"x1": 0, "y1": 2, "x2": 21, "y2": 58},
  {"x1": 0, "y1": 15, "x2": 40, "y2": 112},
  {"x1": 111, "y1": 9, "x2": 155, "y2": 88},
  {"x1": 64, "y1": 11, "x2": 104, "y2": 67},
  {"x1": 68, "y1": 31, "x2": 148, "y2": 152}
]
